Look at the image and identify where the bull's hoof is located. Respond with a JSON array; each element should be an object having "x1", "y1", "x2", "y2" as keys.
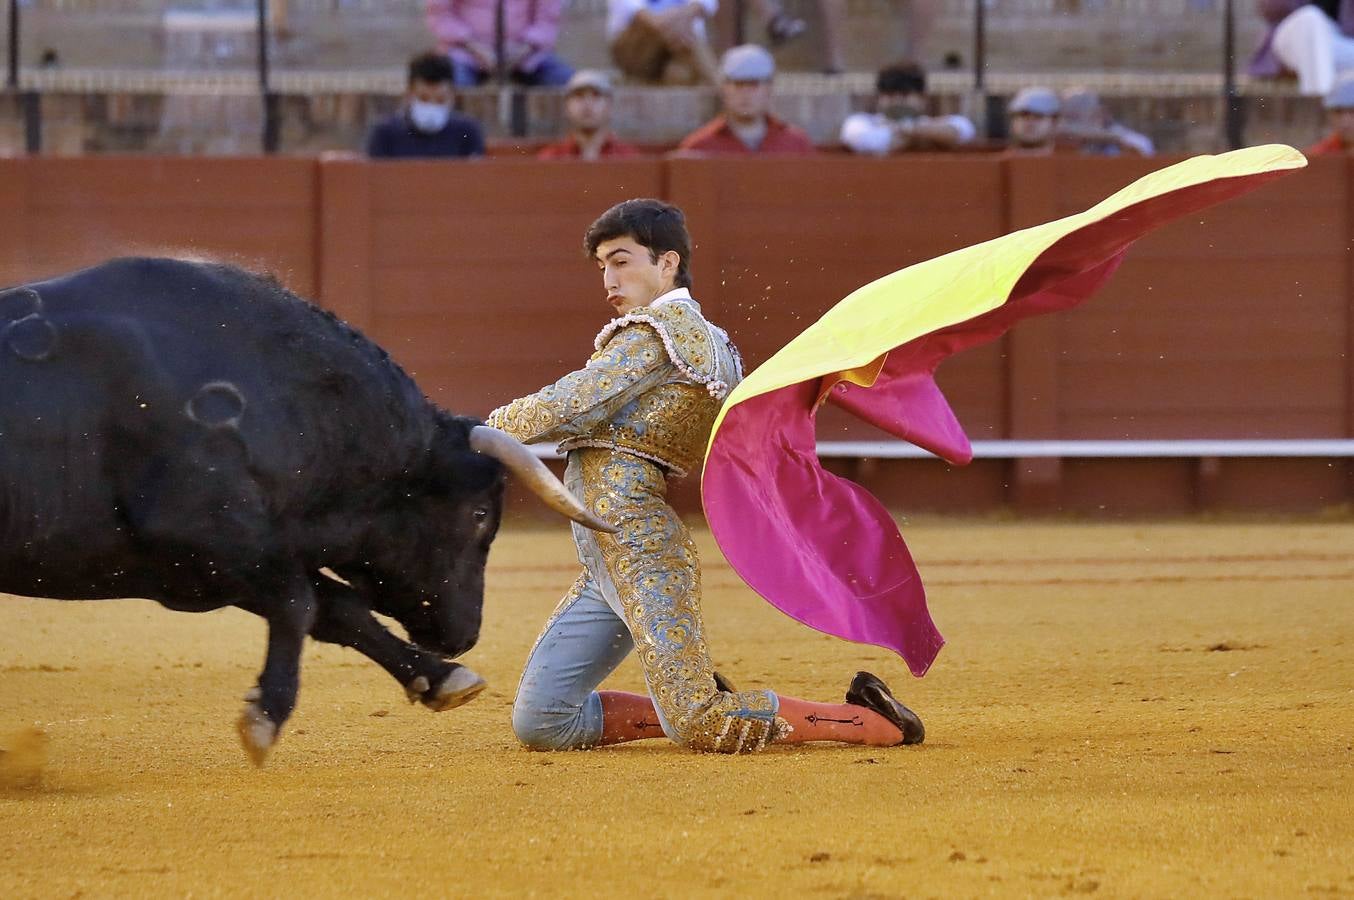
[
  {"x1": 235, "y1": 702, "x2": 278, "y2": 767},
  {"x1": 409, "y1": 666, "x2": 487, "y2": 712}
]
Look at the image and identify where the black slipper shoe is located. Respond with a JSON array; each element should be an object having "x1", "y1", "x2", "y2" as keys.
[{"x1": 846, "y1": 671, "x2": 925, "y2": 745}]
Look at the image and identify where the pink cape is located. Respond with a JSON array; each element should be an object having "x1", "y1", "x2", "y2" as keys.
[{"x1": 700, "y1": 149, "x2": 1305, "y2": 676}]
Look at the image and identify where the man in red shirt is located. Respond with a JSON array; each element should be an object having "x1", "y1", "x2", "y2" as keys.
[
  {"x1": 677, "y1": 44, "x2": 817, "y2": 155},
  {"x1": 1309, "y1": 71, "x2": 1354, "y2": 155},
  {"x1": 538, "y1": 70, "x2": 643, "y2": 160}
]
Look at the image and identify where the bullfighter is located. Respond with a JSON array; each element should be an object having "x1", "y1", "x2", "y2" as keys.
[{"x1": 486, "y1": 199, "x2": 924, "y2": 753}]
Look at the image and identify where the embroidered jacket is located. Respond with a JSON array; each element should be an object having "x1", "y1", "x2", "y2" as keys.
[{"x1": 485, "y1": 291, "x2": 742, "y2": 477}]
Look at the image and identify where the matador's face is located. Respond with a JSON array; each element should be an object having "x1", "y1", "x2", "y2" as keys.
[{"x1": 595, "y1": 236, "x2": 679, "y2": 317}]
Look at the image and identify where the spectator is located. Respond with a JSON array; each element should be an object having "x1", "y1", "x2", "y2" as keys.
[
  {"x1": 1250, "y1": 1, "x2": 1354, "y2": 95},
  {"x1": 1058, "y1": 89, "x2": 1154, "y2": 157},
  {"x1": 538, "y1": 70, "x2": 643, "y2": 160},
  {"x1": 607, "y1": 0, "x2": 721, "y2": 85},
  {"x1": 365, "y1": 52, "x2": 486, "y2": 159},
  {"x1": 1308, "y1": 71, "x2": 1354, "y2": 153},
  {"x1": 1004, "y1": 87, "x2": 1060, "y2": 156},
  {"x1": 839, "y1": 61, "x2": 976, "y2": 155},
  {"x1": 677, "y1": 44, "x2": 817, "y2": 155},
  {"x1": 425, "y1": 0, "x2": 573, "y2": 88}
]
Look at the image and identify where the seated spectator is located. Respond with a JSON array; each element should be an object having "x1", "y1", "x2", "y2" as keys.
[
  {"x1": 1003, "y1": 87, "x2": 1060, "y2": 156},
  {"x1": 1250, "y1": 1, "x2": 1354, "y2": 95},
  {"x1": 839, "y1": 61, "x2": 976, "y2": 155},
  {"x1": 365, "y1": 52, "x2": 486, "y2": 159},
  {"x1": 1059, "y1": 89, "x2": 1154, "y2": 157},
  {"x1": 425, "y1": 0, "x2": 573, "y2": 88},
  {"x1": 1308, "y1": 71, "x2": 1354, "y2": 153},
  {"x1": 538, "y1": 70, "x2": 643, "y2": 159},
  {"x1": 607, "y1": 0, "x2": 721, "y2": 85},
  {"x1": 677, "y1": 45, "x2": 817, "y2": 155}
]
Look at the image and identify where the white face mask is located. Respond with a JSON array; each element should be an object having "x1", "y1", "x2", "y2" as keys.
[{"x1": 409, "y1": 100, "x2": 452, "y2": 133}]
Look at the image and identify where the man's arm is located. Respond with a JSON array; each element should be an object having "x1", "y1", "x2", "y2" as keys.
[
  {"x1": 365, "y1": 120, "x2": 393, "y2": 158},
  {"x1": 464, "y1": 118, "x2": 486, "y2": 157},
  {"x1": 840, "y1": 113, "x2": 892, "y2": 155},
  {"x1": 486, "y1": 323, "x2": 673, "y2": 443},
  {"x1": 899, "y1": 114, "x2": 975, "y2": 151}
]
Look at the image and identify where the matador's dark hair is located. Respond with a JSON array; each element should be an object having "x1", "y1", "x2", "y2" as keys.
[{"x1": 583, "y1": 199, "x2": 693, "y2": 289}]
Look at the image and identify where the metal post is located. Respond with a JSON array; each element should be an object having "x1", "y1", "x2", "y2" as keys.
[
  {"x1": 1222, "y1": 0, "x2": 1245, "y2": 149},
  {"x1": 9, "y1": 0, "x2": 39, "y2": 153},
  {"x1": 7, "y1": 0, "x2": 18, "y2": 89},
  {"x1": 733, "y1": 0, "x2": 746, "y2": 46},
  {"x1": 494, "y1": 0, "x2": 507, "y2": 85},
  {"x1": 973, "y1": 0, "x2": 998, "y2": 139},
  {"x1": 257, "y1": 0, "x2": 280, "y2": 153},
  {"x1": 22, "y1": 90, "x2": 39, "y2": 153},
  {"x1": 973, "y1": 0, "x2": 986, "y2": 95}
]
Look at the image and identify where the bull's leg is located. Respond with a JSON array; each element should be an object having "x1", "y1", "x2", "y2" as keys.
[
  {"x1": 308, "y1": 579, "x2": 486, "y2": 711},
  {"x1": 236, "y1": 574, "x2": 317, "y2": 767}
]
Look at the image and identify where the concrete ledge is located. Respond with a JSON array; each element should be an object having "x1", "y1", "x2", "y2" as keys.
[{"x1": 1, "y1": 70, "x2": 1327, "y2": 153}]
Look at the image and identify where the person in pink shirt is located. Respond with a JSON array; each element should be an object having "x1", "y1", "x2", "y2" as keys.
[{"x1": 425, "y1": 0, "x2": 574, "y2": 87}]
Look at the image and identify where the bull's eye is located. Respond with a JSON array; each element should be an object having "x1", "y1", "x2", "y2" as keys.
[{"x1": 473, "y1": 507, "x2": 489, "y2": 523}]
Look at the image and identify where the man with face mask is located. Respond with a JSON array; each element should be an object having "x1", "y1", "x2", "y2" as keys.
[
  {"x1": 537, "y1": 70, "x2": 642, "y2": 160},
  {"x1": 365, "y1": 52, "x2": 486, "y2": 159},
  {"x1": 839, "y1": 61, "x2": 975, "y2": 155},
  {"x1": 677, "y1": 45, "x2": 816, "y2": 155},
  {"x1": 488, "y1": 198, "x2": 925, "y2": 754}
]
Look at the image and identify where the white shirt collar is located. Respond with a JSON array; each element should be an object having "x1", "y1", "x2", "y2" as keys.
[{"x1": 650, "y1": 287, "x2": 693, "y2": 308}]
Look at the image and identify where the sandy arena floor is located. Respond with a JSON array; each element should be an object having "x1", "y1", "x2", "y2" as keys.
[{"x1": 1, "y1": 519, "x2": 1352, "y2": 898}]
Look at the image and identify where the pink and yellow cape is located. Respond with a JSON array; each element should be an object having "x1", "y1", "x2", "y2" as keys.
[{"x1": 700, "y1": 145, "x2": 1306, "y2": 677}]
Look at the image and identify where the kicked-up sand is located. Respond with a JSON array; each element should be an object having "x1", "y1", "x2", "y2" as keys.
[{"x1": 1, "y1": 519, "x2": 1351, "y2": 898}]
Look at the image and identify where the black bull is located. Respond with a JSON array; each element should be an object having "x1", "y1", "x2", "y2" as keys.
[{"x1": 0, "y1": 257, "x2": 612, "y2": 765}]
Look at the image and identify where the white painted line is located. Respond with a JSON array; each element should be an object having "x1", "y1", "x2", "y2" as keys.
[{"x1": 526, "y1": 439, "x2": 1354, "y2": 461}]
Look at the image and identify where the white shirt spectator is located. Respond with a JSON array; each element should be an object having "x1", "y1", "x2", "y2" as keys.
[{"x1": 840, "y1": 111, "x2": 976, "y2": 155}]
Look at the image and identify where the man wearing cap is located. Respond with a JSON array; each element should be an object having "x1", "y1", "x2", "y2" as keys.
[
  {"x1": 1058, "y1": 88, "x2": 1154, "y2": 157},
  {"x1": 539, "y1": 71, "x2": 643, "y2": 160},
  {"x1": 1309, "y1": 71, "x2": 1354, "y2": 153},
  {"x1": 839, "y1": 61, "x2": 976, "y2": 155},
  {"x1": 1004, "y1": 86, "x2": 1061, "y2": 156},
  {"x1": 678, "y1": 44, "x2": 817, "y2": 155}
]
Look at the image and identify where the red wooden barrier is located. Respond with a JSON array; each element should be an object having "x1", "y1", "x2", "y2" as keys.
[{"x1": 0, "y1": 154, "x2": 1348, "y2": 512}]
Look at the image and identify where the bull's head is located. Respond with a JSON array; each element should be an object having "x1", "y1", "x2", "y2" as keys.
[{"x1": 335, "y1": 414, "x2": 613, "y2": 659}]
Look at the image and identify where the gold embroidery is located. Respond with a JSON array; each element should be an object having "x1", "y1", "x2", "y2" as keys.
[
  {"x1": 488, "y1": 300, "x2": 741, "y2": 480},
  {"x1": 593, "y1": 299, "x2": 742, "y2": 400},
  {"x1": 485, "y1": 325, "x2": 671, "y2": 445},
  {"x1": 559, "y1": 382, "x2": 715, "y2": 477},
  {"x1": 578, "y1": 448, "x2": 784, "y2": 753}
]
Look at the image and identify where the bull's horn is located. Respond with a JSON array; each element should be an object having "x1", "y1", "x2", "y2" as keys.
[{"x1": 469, "y1": 426, "x2": 618, "y2": 534}]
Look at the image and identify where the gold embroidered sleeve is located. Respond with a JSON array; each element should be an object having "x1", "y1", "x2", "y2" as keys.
[{"x1": 485, "y1": 324, "x2": 672, "y2": 444}]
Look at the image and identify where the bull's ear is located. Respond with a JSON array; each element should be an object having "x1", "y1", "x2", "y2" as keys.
[{"x1": 428, "y1": 413, "x2": 502, "y2": 493}]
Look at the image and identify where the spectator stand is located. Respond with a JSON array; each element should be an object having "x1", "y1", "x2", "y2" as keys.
[{"x1": 0, "y1": 0, "x2": 1326, "y2": 156}]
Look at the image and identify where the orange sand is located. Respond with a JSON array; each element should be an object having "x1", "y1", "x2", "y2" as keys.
[{"x1": 2, "y1": 520, "x2": 1352, "y2": 897}]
